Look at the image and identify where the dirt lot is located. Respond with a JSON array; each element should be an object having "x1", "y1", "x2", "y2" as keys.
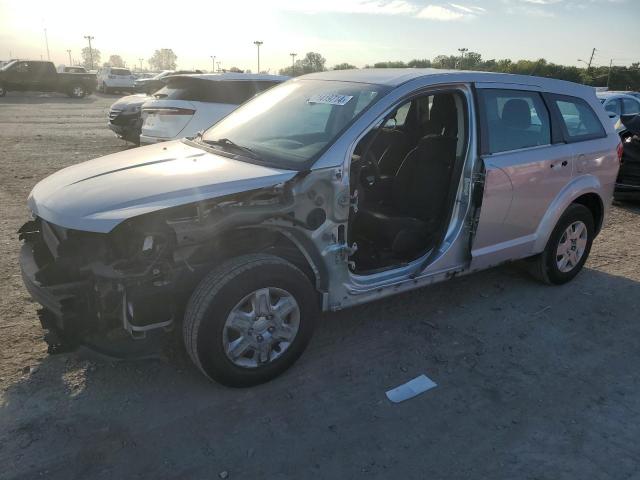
[{"x1": 1, "y1": 92, "x2": 640, "y2": 480}]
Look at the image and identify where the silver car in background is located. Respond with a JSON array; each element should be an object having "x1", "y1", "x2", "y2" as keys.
[{"x1": 19, "y1": 69, "x2": 620, "y2": 386}]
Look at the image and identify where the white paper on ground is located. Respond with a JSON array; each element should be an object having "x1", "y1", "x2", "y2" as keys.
[{"x1": 385, "y1": 374, "x2": 437, "y2": 403}]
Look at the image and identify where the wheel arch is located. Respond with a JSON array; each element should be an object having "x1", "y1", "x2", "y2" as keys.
[
  {"x1": 192, "y1": 226, "x2": 328, "y2": 296},
  {"x1": 532, "y1": 174, "x2": 606, "y2": 253}
]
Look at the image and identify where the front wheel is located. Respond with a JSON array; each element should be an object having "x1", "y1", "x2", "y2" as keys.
[
  {"x1": 183, "y1": 254, "x2": 318, "y2": 387},
  {"x1": 529, "y1": 203, "x2": 595, "y2": 285}
]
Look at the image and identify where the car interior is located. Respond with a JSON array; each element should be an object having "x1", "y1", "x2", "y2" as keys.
[{"x1": 348, "y1": 91, "x2": 467, "y2": 273}]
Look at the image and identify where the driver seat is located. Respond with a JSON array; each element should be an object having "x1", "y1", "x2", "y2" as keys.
[{"x1": 352, "y1": 135, "x2": 457, "y2": 260}]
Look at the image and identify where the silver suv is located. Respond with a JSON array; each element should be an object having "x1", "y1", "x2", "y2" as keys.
[{"x1": 19, "y1": 69, "x2": 621, "y2": 386}]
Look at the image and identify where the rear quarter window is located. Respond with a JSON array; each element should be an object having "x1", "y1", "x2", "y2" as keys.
[{"x1": 548, "y1": 94, "x2": 606, "y2": 142}]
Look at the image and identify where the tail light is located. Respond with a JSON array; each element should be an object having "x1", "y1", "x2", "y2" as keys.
[
  {"x1": 617, "y1": 141, "x2": 624, "y2": 164},
  {"x1": 143, "y1": 107, "x2": 196, "y2": 116}
]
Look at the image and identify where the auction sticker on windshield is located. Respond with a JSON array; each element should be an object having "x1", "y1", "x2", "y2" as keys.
[{"x1": 308, "y1": 93, "x2": 353, "y2": 106}]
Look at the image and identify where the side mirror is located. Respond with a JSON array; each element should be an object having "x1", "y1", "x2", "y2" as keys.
[{"x1": 608, "y1": 112, "x2": 619, "y2": 119}]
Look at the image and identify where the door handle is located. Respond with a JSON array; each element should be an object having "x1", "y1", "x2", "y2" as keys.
[{"x1": 561, "y1": 160, "x2": 568, "y2": 167}]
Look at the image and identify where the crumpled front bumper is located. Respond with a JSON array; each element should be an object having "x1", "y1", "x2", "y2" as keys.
[{"x1": 19, "y1": 240, "x2": 93, "y2": 352}]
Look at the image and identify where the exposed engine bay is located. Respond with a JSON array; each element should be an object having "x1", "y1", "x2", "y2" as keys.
[{"x1": 18, "y1": 179, "x2": 333, "y2": 356}]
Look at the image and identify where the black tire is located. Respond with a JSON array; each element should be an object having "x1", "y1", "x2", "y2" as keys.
[
  {"x1": 0, "y1": 84, "x2": 6, "y2": 97},
  {"x1": 183, "y1": 254, "x2": 318, "y2": 387},
  {"x1": 68, "y1": 84, "x2": 86, "y2": 98},
  {"x1": 529, "y1": 203, "x2": 595, "y2": 285}
]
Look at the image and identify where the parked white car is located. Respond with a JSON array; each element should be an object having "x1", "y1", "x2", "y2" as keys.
[
  {"x1": 96, "y1": 67, "x2": 136, "y2": 94},
  {"x1": 139, "y1": 73, "x2": 287, "y2": 145},
  {"x1": 597, "y1": 91, "x2": 640, "y2": 131}
]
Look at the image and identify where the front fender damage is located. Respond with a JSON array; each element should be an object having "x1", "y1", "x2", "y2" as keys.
[{"x1": 18, "y1": 176, "x2": 327, "y2": 357}]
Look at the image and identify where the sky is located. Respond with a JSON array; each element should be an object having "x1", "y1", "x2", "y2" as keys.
[{"x1": 0, "y1": 0, "x2": 638, "y2": 73}]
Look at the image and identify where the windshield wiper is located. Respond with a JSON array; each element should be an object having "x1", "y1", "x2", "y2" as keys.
[{"x1": 202, "y1": 138, "x2": 260, "y2": 160}]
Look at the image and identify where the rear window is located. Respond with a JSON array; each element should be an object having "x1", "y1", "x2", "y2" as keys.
[
  {"x1": 111, "y1": 68, "x2": 131, "y2": 76},
  {"x1": 479, "y1": 89, "x2": 551, "y2": 154},
  {"x1": 154, "y1": 78, "x2": 280, "y2": 104},
  {"x1": 550, "y1": 95, "x2": 606, "y2": 141}
]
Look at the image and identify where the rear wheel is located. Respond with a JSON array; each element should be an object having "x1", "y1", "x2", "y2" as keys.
[
  {"x1": 529, "y1": 203, "x2": 594, "y2": 285},
  {"x1": 183, "y1": 254, "x2": 318, "y2": 387},
  {"x1": 0, "y1": 83, "x2": 6, "y2": 97},
  {"x1": 69, "y1": 84, "x2": 86, "y2": 98}
]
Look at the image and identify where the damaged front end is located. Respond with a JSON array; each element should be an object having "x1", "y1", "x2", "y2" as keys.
[{"x1": 18, "y1": 182, "x2": 299, "y2": 356}]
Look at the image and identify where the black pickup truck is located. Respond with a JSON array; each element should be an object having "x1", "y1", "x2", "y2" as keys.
[{"x1": 0, "y1": 60, "x2": 95, "y2": 98}]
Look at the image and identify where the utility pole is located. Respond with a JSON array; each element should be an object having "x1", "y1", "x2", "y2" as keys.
[
  {"x1": 607, "y1": 59, "x2": 613, "y2": 89},
  {"x1": 138, "y1": 58, "x2": 143, "y2": 71},
  {"x1": 587, "y1": 47, "x2": 596, "y2": 70},
  {"x1": 67, "y1": 49, "x2": 72, "y2": 65},
  {"x1": 210, "y1": 55, "x2": 216, "y2": 73},
  {"x1": 44, "y1": 28, "x2": 50, "y2": 61},
  {"x1": 290, "y1": 52, "x2": 297, "y2": 73},
  {"x1": 83, "y1": 35, "x2": 94, "y2": 70},
  {"x1": 254, "y1": 41, "x2": 263, "y2": 73},
  {"x1": 457, "y1": 47, "x2": 468, "y2": 69}
]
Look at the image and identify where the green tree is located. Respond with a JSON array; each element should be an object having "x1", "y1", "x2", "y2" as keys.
[
  {"x1": 407, "y1": 58, "x2": 432, "y2": 68},
  {"x1": 106, "y1": 55, "x2": 124, "y2": 68},
  {"x1": 149, "y1": 49, "x2": 177, "y2": 70},
  {"x1": 333, "y1": 62, "x2": 356, "y2": 70},
  {"x1": 81, "y1": 47, "x2": 100, "y2": 70},
  {"x1": 279, "y1": 52, "x2": 327, "y2": 76},
  {"x1": 228, "y1": 66, "x2": 244, "y2": 73}
]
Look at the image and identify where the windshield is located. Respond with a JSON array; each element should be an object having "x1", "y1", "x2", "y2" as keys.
[
  {"x1": 200, "y1": 79, "x2": 388, "y2": 169},
  {"x1": 0, "y1": 60, "x2": 17, "y2": 71}
]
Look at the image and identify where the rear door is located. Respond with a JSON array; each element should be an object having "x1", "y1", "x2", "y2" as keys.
[
  {"x1": 546, "y1": 93, "x2": 613, "y2": 194},
  {"x1": 470, "y1": 86, "x2": 574, "y2": 269}
]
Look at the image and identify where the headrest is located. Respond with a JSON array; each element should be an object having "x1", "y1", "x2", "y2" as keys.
[
  {"x1": 501, "y1": 99, "x2": 531, "y2": 129},
  {"x1": 425, "y1": 94, "x2": 458, "y2": 137}
]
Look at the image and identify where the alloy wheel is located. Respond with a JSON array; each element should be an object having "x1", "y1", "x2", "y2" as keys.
[{"x1": 222, "y1": 287, "x2": 301, "y2": 368}]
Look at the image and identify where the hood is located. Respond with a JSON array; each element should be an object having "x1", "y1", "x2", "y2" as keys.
[
  {"x1": 28, "y1": 140, "x2": 297, "y2": 233},
  {"x1": 111, "y1": 94, "x2": 150, "y2": 109}
]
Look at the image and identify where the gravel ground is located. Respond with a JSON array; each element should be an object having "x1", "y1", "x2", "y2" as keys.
[{"x1": 1, "y1": 92, "x2": 640, "y2": 480}]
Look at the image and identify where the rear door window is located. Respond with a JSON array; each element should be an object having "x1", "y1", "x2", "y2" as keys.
[
  {"x1": 622, "y1": 97, "x2": 640, "y2": 115},
  {"x1": 478, "y1": 89, "x2": 551, "y2": 154},
  {"x1": 549, "y1": 95, "x2": 606, "y2": 141},
  {"x1": 604, "y1": 99, "x2": 621, "y2": 116}
]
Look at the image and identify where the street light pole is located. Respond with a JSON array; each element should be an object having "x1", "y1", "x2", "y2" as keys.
[
  {"x1": 253, "y1": 41, "x2": 263, "y2": 73},
  {"x1": 44, "y1": 28, "x2": 50, "y2": 61},
  {"x1": 290, "y1": 52, "x2": 297, "y2": 74},
  {"x1": 67, "y1": 49, "x2": 72, "y2": 65},
  {"x1": 83, "y1": 35, "x2": 94, "y2": 70},
  {"x1": 216, "y1": 61, "x2": 221, "y2": 72},
  {"x1": 210, "y1": 55, "x2": 216, "y2": 73},
  {"x1": 139, "y1": 58, "x2": 143, "y2": 71}
]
